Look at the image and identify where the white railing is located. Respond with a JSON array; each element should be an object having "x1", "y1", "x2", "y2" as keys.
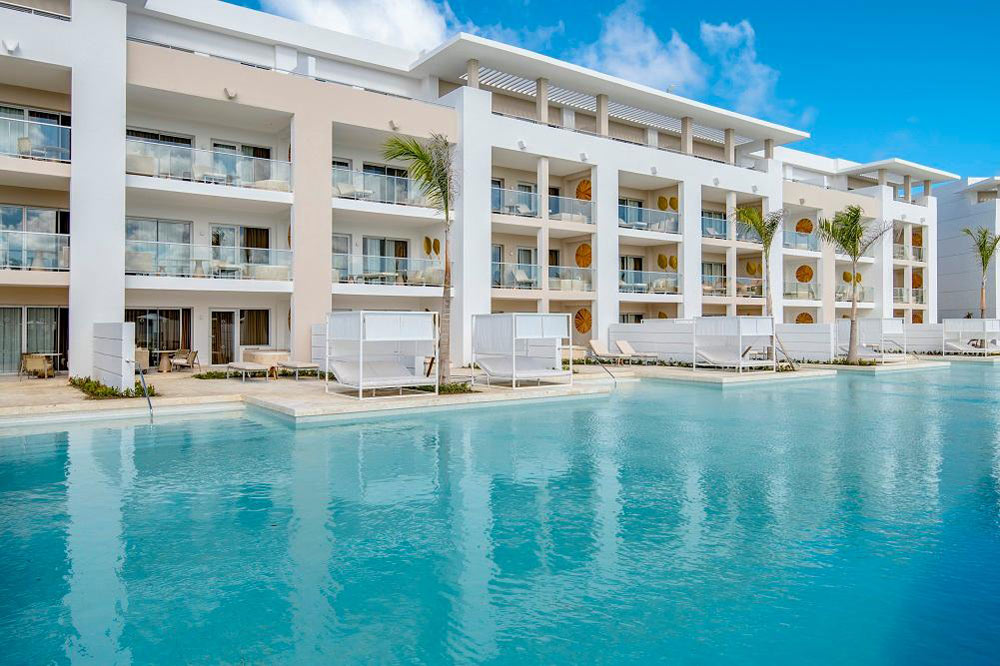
[
  {"x1": 0, "y1": 116, "x2": 70, "y2": 162},
  {"x1": 331, "y1": 254, "x2": 443, "y2": 286},
  {"x1": 701, "y1": 217, "x2": 727, "y2": 239},
  {"x1": 548, "y1": 194, "x2": 593, "y2": 224},
  {"x1": 911, "y1": 246, "x2": 925, "y2": 262},
  {"x1": 783, "y1": 230, "x2": 819, "y2": 251},
  {"x1": 784, "y1": 281, "x2": 820, "y2": 299},
  {"x1": 125, "y1": 241, "x2": 291, "y2": 280},
  {"x1": 735, "y1": 277, "x2": 763, "y2": 297},
  {"x1": 618, "y1": 206, "x2": 679, "y2": 233},
  {"x1": 892, "y1": 287, "x2": 909, "y2": 303},
  {"x1": 491, "y1": 187, "x2": 539, "y2": 217},
  {"x1": 893, "y1": 243, "x2": 907, "y2": 260},
  {"x1": 835, "y1": 285, "x2": 875, "y2": 302},
  {"x1": 736, "y1": 226, "x2": 762, "y2": 243},
  {"x1": 702, "y1": 274, "x2": 728, "y2": 295},
  {"x1": 548, "y1": 266, "x2": 593, "y2": 291},
  {"x1": 331, "y1": 167, "x2": 428, "y2": 206},
  {"x1": 492, "y1": 262, "x2": 540, "y2": 288},
  {"x1": 911, "y1": 288, "x2": 925, "y2": 304},
  {"x1": 125, "y1": 138, "x2": 291, "y2": 191},
  {"x1": 619, "y1": 270, "x2": 680, "y2": 294},
  {"x1": 0, "y1": 230, "x2": 70, "y2": 270}
]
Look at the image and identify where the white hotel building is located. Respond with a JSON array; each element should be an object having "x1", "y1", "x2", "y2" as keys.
[
  {"x1": 0, "y1": 0, "x2": 958, "y2": 376},
  {"x1": 937, "y1": 178, "x2": 1000, "y2": 319}
]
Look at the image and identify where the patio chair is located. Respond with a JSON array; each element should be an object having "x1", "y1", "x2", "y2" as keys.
[
  {"x1": 170, "y1": 349, "x2": 201, "y2": 372},
  {"x1": 513, "y1": 268, "x2": 535, "y2": 288},
  {"x1": 588, "y1": 339, "x2": 629, "y2": 364},
  {"x1": 21, "y1": 353, "x2": 53, "y2": 379},
  {"x1": 135, "y1": 347, "x2": 150, "y2": 372}
]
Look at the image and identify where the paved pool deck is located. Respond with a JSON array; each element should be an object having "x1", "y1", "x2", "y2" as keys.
[
  {"x1": 800, "y1": 359, "x2": 950, "y2": 374},
  {"x1": 0, "y1": 370, "x2": 615, "y2": 427}
]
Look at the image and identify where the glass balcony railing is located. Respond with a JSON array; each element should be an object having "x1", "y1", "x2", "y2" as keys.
[
  {"x1": 0, "y1": 230, "x2": 70, "y2": 270},
  {"x1": 735, "y1": 276, "x2": 763, "y2": 297},
  {"x1": 0, "y1": 117, "x2": 71, "y2": 162},
  {"x1": 783, "y1": 230, "x2": 819, "y2": 251},
  {"x1": 549, "y1": 195, "x2": 593, "y2": 224},
  {"x1": 492, "y1": 262, "x2": 540, "y2": 288},
  {"x1": 331, "y1": 254, "x2": 443, "y2": 285},
  {"x1": 911, "y1": 246, "x2": 925, "y2": 262},
  {"x1": 783, "y1": 281, "x2": 820, "y2": 300},
  {"x1": 893, "y1": 243, "x2": 907, "y2": 260},
  {"x1": 331, "y1": 167, "x2": 428, "y2": 206},
  {"x1": 125, "y1": 138, "x2": 291, "y2": 191},
  {"x1": 701, "y1": 274, "x2": 728, "y2": 295},
  {"x1": 548, "y1": 265, "x2": 593, "y2": 291},
  {"x1": 736, "y1": 226, "x2": 762, "y2": 243},
  {"x1": 491, "y1": 187, "x2": 539, "y2": 217},
  {"x1": 619, "y1": 270, "x2": 680, "y2": 294},
  {"x1": 701, "y1": 217, "x2": 728, "y2": 239},
  {"x1": 125, "y1": 241, "x2": 291, "y2": 280},
  {"x1": 618, "y1": 206, "x2": 679, "y2": 233},
  {"x1": 911, "y1": 288, "x2": 925, "y2": 305},
  {"x1": 892, "y1": 287, "x2": 909, "y2": 303},
  {"x1": 835, "y1": 285, "x2": 875, "y2": 302}
]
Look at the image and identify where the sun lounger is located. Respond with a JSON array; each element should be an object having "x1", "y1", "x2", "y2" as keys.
[
  {"x1": 475, "y1": 355, "x2": 571, "y2": 387},
  {"x1": 589, "y1": 339, "x2": 629, "y2": 364},
  {"x1": 615, "y1": 339, "x2": 658, "y2": 363},
  {"x1": 226, "y1": 362, "x2": 270, "y2": 381},
  {"x1": 277, "y1": 360, "x2": 320, "y2": 380}
]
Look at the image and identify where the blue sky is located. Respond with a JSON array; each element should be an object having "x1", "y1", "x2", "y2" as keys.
[{"x1": 226, "y1": 0, "x2": 998, "y2": 178}]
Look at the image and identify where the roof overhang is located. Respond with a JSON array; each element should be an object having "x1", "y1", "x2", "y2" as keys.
[
  {"x1": 411, "y1": 33, "x2": 810, "y2": 146},
  {"x1": 836, "y1": 158, "x2": 959, "y2": 184},
  {"x1": 960, "y1": 177, "x2": 1000, "y2": 193}
]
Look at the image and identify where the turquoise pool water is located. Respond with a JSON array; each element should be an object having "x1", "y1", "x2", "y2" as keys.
[{"x1": 2, "y1": 366, "x2": 999, "y2": 664}]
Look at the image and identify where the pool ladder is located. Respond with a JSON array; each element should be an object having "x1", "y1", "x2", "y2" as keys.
[{"x1": 137, "y1": 366, "x2": 153, "y2": 421}]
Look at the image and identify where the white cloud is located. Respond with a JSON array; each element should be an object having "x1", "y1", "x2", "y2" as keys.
[
  {"x1": 699, "y1": 19, "x2": 814, "y2": 126},
  {"x1": 572, "y1": 1, "x2": 708, "y2": 96},
  {"x1": 261, "y1": 0, "x2": 563, "y2": 53}
]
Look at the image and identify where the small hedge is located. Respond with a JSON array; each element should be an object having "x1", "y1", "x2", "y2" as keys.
[
  {"x1": 193, "y1": 371, "x2": 230, "y2": 379},
  {"x1": 415, "y1": 382, "x2": 475, "y2": 394},
  {"x1": 69, "y1": 376, "x2": 156, "y2": 399}
]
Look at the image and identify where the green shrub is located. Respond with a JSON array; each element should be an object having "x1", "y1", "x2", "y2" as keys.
[
  {"x1": 193, "y1": 371, "x2": 230, "y2": 379},
  {"x1": 69, "y1": 376, "x2": 156, "y2": 399},
  {"x1": 415, "y1": 382, "x2": 475, "y2": 394}
]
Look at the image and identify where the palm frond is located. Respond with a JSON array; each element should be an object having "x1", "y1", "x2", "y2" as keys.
[
  {"x1": 963, "y1": 226, "x2": 1000, "y2": 273},
  {"x1": 819, "y1": 205, "x2": 891, "y2": 260},
  {"x1": 383, "y1": 133, "x2": 454, "y2": 218},
  {"x1": 732, "y1": 206, "x2": 783, "y2": 249}
]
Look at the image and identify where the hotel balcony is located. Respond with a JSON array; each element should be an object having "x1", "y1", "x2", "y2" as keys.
[
  {"x1": 892, "y1": 287, "x2": 909, "y2": 303},
  {"x1": 332, "y1": 167, "x2": 428, "y2": 207},
  {"x1": 701, "y1": 274, "x2": 728, "y2": 296},
  {"x1": 911, "y1": 288, "x2": 925, "y2": 305},
  {"x1": 701, "y1": 216, "x2": 728, "y2": 239},
  {"x1": 1, "y1": 116, "x2": 70, "y2": 162},
  {"x1": 125, "y1": 241, "x2": 292, "y2": 281},
  {"x1": 125, "y1": 139, "x2": 292, "y2": 192},
  {"x1": 549, "y1": 194, "x2": 593, "y2": 224},
  {"x1": 893, "y1": 244, "x2": 907, "y2": 260},
  {"x1": 735, "y1": 277, "x2": 763, "y2": 297},
  {"x1": 618, "y1": 205, "x2": 678, "y2": 234},
  {"x1": 549, "y1": 265, "x2": 593, "y2": 292},
  {"x1": 492, "y1": 262, "x2": 540, "y2": 289},
  {"x1": 911, "y1": 246, "x2": 925, "y2": 262},
  {"x1": 331, "y1": 254, "x2": 443, "y2": 286},
  {"x1": 835, "y1": 285, "x2": 875, "y2": 303},
  {"x1": 619, "y1": 269, "x2": 679, "y2": 294},
  {"x1": 783, "y1": 281, "x2": 820, "y2": 300},
  {"x1": 491, "y1": 187, "x2": 539, "y2": 218},
  {"x1": 0, "y1": 230, "x2": 69, "y2": 271},
  {"x1": 783, "y1": 230, "x2": 819, "y2": 252},
  {"x1": 735, "y1": 226, "x2": 762, "y2": 244}
]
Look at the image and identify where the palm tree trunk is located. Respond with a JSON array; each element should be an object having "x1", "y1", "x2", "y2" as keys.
[
  {"x1": 981, "y1": 273, "x2": 987, "y2": 319},
  {"x1": 439, "y1": 212, "x2": 451, "y2": 384},
  {"x1": 848, "y1": 260, "x2": 859, "y2": 364}
]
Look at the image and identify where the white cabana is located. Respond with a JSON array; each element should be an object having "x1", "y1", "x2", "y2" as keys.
[
  {"x1": 835, "y1": 318, "x2": 906, "y2": 363},
  {"x1": 472, "y1": 313, "x2": 573, "y2": 388},
  {"x1": 942, "y1": 319, "x2": 1000, "y2": 356},
  {"x1": 324, "y1": 311, "x2": 438, "y2": 398},
  {"x1": 609, "y1": 318, "x2": 695, "y2": 363},
  {"x1": 693, "y1": 316, "x2": 776, "y2": 372}
]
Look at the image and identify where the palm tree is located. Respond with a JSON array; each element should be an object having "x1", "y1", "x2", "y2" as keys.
[
  {"x1": 733, "y1": 206, "x2": 795, "y2": 369},
  {"x1": 818, "y1": 205, "x2": 892, "y2": 364},
  {"x1": 383, "y1": 133, "x2": 455, "y2": 383},
  {"x1": 962, "y1": 226, "x2": 1000, "y2": 319}
]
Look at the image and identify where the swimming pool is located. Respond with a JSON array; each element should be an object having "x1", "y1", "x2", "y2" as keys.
[{"x1": 2, "y1": 365, "x2": 999, "y2": 664}]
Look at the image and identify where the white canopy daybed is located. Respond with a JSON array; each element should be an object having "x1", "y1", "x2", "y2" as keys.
[
  {"x1": 472, "y1": 313, "x2": 573, "y2": 388},
  {"x1": 942, "y1": 319, "x2": 1000, "y2": 356},
  {"x1": 692, "y1": 316, "x2": 776, "y2": 373},
  {"x1": 324, "y1": 311, "x2": 438, "y2": 398},
  {"x1": 835, "y1": 318, "x2": 906, "y2": 363}
]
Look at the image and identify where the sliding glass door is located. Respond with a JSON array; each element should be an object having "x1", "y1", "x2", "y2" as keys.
[
  {"x1": 0, "y1": 307, "x2": 21, "y2": 374},
  {"x1": 0, "y1": 306, "x2": 68, "y2": 373},
  {"x1": 125, "y1": 308, "x2": 192, "y2": 365}
]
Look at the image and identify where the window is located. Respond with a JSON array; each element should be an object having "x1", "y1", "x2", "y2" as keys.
[
  {"x1": 364, "y1": 163, "x2": 409, "y2": 203},
  {"x1": 240, "y1": 309, "x2": 270, "y2": 346},
  {"x1": 978, "y1": 191, "x2": 998, "y2": 203},
  {"x1": 332, "y1": 158, "x2": 352, "y2": 170},
  {"x1": 126, "y1": 217, "x2": 192, "y2": 275},
  {"x1": 1, "y1": 205, "x2": 69, "y2": 233},
  {"x1": 126, "y1": 128, "x2": 191, "y2": 146},
  {"x1": 549, "y1": 249, "x2": 560, "y2": 266},
  {"x1": 363, "y1": 163, "x2": 407, "y2": 179},
  {"x1": 516, "y1": 247, "x2": 536, "y2": 266},
  {"x1": 332, "y1": 233, "x2": 351, "y2": 275},
  {"x1": 125, "y1": 308, "x2": 192, "y2": 363},
  {"x1": 702, "y1": 262, "x2": 726, "y2": 276},
  {"x1": 618, "y1": 197, "x2": 643, "y2": 208},
  {"x1": 212, "y1": 225, "x2": 270, "y2": 264},
  {"x1": 213, "y1": 141, "x2": 272, "y2": 184},
  {"x1": 620, "y1": 313, "x2": 644, "y2": 324},
  {"x1": 491, "y1": 178, "x2": 504, "y2": 212},
  {"x1": 1, "y1": 206, "x2": 70, "y2": 270},
  {"x1": 1, "y1": 104, "x2": 71, "y2": 159},
  {"x1": 491, "y1": 244, "x2": 503, "y2": 286},
  {"x1": 620, "y1": 256, "x2": 643, "y2": 272}
]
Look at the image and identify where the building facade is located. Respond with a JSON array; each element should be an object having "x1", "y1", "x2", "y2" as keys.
[
  {"x1": 937, "y1": 178, "x2": 1000, "y2": 319},
  {"x1": 0, "y1": 0, "x2": 957, "y2": 376}
]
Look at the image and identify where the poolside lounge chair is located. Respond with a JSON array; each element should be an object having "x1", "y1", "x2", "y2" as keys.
[
  {"x1": 328, "y1": 359, "x2": 423, "y2": 389},
  {"x1": 695, "y1": 345, "x2": 774, "y2": 371},
  {"x1": 616, "y1": 339, "x2": 657, "y2": 364},
  {"x1": 475, "y1": 355, "x2": 571, "y2": 387},
  {"x1": 226, "y1": 362, "x2": 270, "y2": 381},
  {"x1": 589, "y1": 339, "x2": 629, "y2": 364},
  {"x1": 278, "y1": 360, "x2": 319, "y2": 380},
  {"x1": 170, "y1": 350, "x2": 201, "y2": 372}
]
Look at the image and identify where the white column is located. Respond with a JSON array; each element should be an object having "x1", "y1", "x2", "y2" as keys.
[
  {"x1": 764, "y1": 197, "x2": 784, "y2": 323},
  {"x1": 466, "y1": 59, "x2": 480, "y2": 88},
  {"x1": 593, "y1": 163, "x2": 618, "y2": 341},
  {"x1": 645, "y1": 127, "x2": 658, "y2": 147},
  {"x1": 68, "y1": 0, "x2": 127, "y2": 377},
  {"x1": 535, "y1": 78, "x2": 548, "y2": 124},
  {"x1": 723, "y1": 129, "x2": 735, "y2": 165},
  {"x1": 451, "y1": 87, "x2": 493, "y2": 364},
  {"x1": 763, "y1": 139, "x2": 775, "y2": 160},
  {"x1": 680, "y1": 117, "x2": 693, "y2": 155},
  {"x1": 596, "y1": 94, "x2": 609, "y2": 136},
  {"x1": 537, "y1": 156, "x2": 549, "y2": 221},
  {"x1": 680, "y1": 179, "x2": 702, "y2": 317},
  {"x1": 903, "y1": 175, "x2": 912, "y2": 203}
]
